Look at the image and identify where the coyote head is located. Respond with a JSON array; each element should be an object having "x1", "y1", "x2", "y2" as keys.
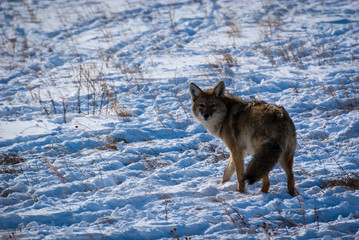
[{"x1": 189, "y1": 81, "x2": 227, "y2": 130}]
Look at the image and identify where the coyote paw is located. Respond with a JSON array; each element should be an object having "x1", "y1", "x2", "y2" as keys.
[
  {"x1": 288, "y1": 188, "x2": 298, "y2": 196},
  {"x1": 220, "y1": 178, "x2": 231, "y2": 184}
]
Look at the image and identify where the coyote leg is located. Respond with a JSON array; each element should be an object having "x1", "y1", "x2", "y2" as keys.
[
  {"x1": 261, "y1": 174, "x2": 270, "y2": 193},
  {"x1": 279, "y1": 155, "x2": 296, "y2": 196},
  {"x1": 231, "y1": 149, "x2": 245, "y2": 193},
  {"x1": 221, "y1": 155, "x2": 235, "y2": 184}
]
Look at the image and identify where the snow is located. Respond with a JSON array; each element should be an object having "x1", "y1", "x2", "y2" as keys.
[{"x1": 1, "y1": 0, "x2": 359, "y2": 239}]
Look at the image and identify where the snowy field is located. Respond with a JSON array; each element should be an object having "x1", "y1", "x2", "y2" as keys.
[{"x1": 1, "y1": 0, "x2": 359, "y2": 239}]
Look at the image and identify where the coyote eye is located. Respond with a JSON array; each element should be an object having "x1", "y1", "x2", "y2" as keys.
[{"x1": 199, "y1": 104, "x2": 205, "y2": 108}]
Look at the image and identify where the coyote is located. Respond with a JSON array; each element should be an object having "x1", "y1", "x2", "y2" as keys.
[{"x1": 190, "y1": 81, "x2": 297, "y2": 196}]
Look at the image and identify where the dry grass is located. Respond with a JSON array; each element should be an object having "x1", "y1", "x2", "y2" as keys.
[
  {"x1": 258, "y1": 0, "x2": 283, "y2": 38},
  {"x1": 254, "y1": 1, "x2": 346, "y2": 71},
  {"x1": 255, "y1": 0, "x2": 359, "y2": 117},
  {"x1": 0, "y1": 152, "x2": 26, "y2": 166},
  {"x1": 5, "y1": 2, "x2": 137, "y2": 122},
  {"x1": 226, "y1": 21, "x2": 242, "y2": 38},
  {"x1": 0, "y1": 153, "x2": 26, "y2": 174},
  {"x1": 324, "y1": 174, "x2": 359, "y2": 190},
  {"x1": 25, "y1": 59, "x2": 134, "y2": 122},
  {"x1": 1, "y1": 227, "x2": 24, "y2": 240},
  {"x1": 214, "y1": 199, "x2": 255, "y2": 234},
  {"x1": 1, "y1": 153, "x2": 27, "y2": 198},
  {"x1": 168, "y1": 0, "x2": 176, "y2": 30},
  {"x1": 169, "y1": 228, "x2": 192, "y2": 240},
  {"x1": 207, "y1": 48, "x2": 239, "y2": 83},
  {"x1": 42, "y1": 158, "x2": 70, "y2": 183},
  {"x1": 201, "y1": 143, "x2": 229, "y2": 163},
  {"x1": 315, "y1": 74, "x2": 359, "y2": 113}
]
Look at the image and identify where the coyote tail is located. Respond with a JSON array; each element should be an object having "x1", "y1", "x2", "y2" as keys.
[{"x1": 244, "y1": 139, "x2": 283, "y2": 184}]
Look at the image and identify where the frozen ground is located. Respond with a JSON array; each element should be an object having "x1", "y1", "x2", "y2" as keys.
[{"x1": 0, "y1": 0, "x2": 358, "y2": 239}]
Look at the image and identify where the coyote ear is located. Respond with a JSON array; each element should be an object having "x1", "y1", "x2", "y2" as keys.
[
  {"x1": 213, "y1": 81, "x2": 225, "y2": 98},
  {"x1": 189, "y1": 83, "x2": 202, "y2": 100}
]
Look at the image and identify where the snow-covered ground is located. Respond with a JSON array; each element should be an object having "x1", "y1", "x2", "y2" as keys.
[{"x1": 1, "y1": 0, "x2": 358, "y2": 239}]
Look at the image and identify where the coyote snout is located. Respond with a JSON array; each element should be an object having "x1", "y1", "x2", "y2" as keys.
[
  {"x1": 190, "y1": 81, "x2": 297, "y2": 196},
  {"x1": 202, "y1": 107, "x2": 211, "y2": 121}
]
